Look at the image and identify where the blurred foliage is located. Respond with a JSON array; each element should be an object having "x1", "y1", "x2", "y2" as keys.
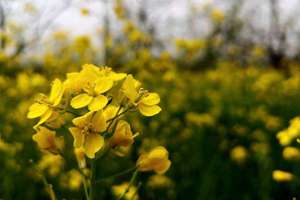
[{"x1": 1, "y1": 0, "x2": 300, "y2": 200}]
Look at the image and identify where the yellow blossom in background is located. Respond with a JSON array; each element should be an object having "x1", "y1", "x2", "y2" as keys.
[
  {"x1": 277, "y1": 117, "x2": 300, "y2": 146},
  {"x1": 112, "y1": 182, "x2": 138, "y2": 200},
  {"x1": 32, "y1": 126, "x2": 64, "y2": 154},
  {"x1": 211, "y1": 8, "x2": 224, "y2": 23},
  {"x1": 37, "y1": 154, "x2": 64, "y2": 176},
  {"x1": 230, "y1": 146, "x2": 248, "y2": 163},
  {"x1": 61, "y1": 169, "x2": 82, "y2": 190},
  {"x1": 272, "y1": 170, "x2": 293, "y2": 182},
  {"x1": 147, "y1": 174, "x2": 173, "y2": 189},
  {"x1": 282, "y1": 147, "x2": 300, "y2": 161},
  {"x1": 80, "y1": 8, "x2": 90, "y2": 16},
  {"x1": 137, "y1": 146, "x2": 171, "y2": 174}
]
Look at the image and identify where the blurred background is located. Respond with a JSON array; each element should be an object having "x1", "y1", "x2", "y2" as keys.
[{"x1": 1, "y1": 0, "x2": 300, "y2": 199}]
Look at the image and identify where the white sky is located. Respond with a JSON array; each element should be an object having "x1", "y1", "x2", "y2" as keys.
[{"x1": 4, "y1": 0, "x2": 300, "y2": 54}]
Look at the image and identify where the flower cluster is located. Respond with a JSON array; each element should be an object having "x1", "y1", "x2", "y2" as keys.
[
  {"x1": 27, "y1": 64, "x2": 169, "y2": 168},
  {"x1": 26, "y1": 64, "x2": 171, "y2": 199}
]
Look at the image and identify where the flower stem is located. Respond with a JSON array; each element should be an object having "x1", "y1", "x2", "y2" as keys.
[
  {"x1": 41, "y1": 174, "x2": 56, "y2": 200},
  {"x1": 95, "y1": 166, "x2": 137, "y2": 184},
  {"x1": 89, "y1": 160, "x2": 96, "y2": 200},
  {"x1": 81, "y1": 174, "x2": 90, "y2": 200},
  {"x1": 117, "y1": 169, "x2": 139, "y2": 200}
]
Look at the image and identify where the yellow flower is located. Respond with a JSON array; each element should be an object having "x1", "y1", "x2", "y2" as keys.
[
  {"x1": 32, "y1": 127, "x2": 64, "y2": 154},
  {"x1": 38, "y1": 154, "x2": 64, "y2": 176},
  {"x1": 137, "y1": 93, "x2": 161, "y2": 117},
  {"x1": 61, "y1": 169, "x2": 82, "y2": 190},
  {"x1": 137, "y1": 146, "x2": 171, "y2": 174},
  {"x1": 230, "y1": 146, "x2": 248, "y2": 163},
  {"x1": 80, "y1": 8, "x2": 90, "y2": 16},
  {"x1": 272, "y1": 170, "x2": 293, "y2": 182},
  {"x1": 110, "y1": 120, "x2": 135, "y2": 148},
  {"x1": 112, "y1": 182, "x2": 138, "y2": 200},
  {"x1": 282, "y1": 147, "x2": 300, "y2": 161},
  {"x1": 122, "y1": 75, "x2": 161, "y2": 116},
  {"x1": 122, "y1": 75, "x2": 141, "y2": 103},
  {"x1": 69, "y1": 111, "x2": 106, "y2": 158},
  {"x1": 70, "y1": 76, "x2": 112, "y2": 111},
  {"x1": 27, "y1": 79, "x2": 64, "y2": 128}
]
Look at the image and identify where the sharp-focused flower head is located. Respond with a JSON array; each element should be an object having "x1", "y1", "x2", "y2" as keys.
[
  {"x1": 27, "y1": 79, "x2": 64, "y2": 128},
  {"x1": 69, "y1": 111, "x2": 106, "y2": 158},
  {"x1": 28, "y1": 64, "x2": 165, "y2": 164}
]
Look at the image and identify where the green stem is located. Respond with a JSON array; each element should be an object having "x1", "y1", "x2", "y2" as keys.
[
  {"x1": 117, "y1": 170, "x2": 139, "y2": 200},
  {"x1": 95, "y1": 166, "x2": 137, "y2": 184},
  {"x1": 41, "y1": 174, "x2": 56, "y2": 200},
  {"x1": 81, "y1": 173, "x2": 90, "y2": 200},
  {"x1": 89, "y1": 160, "x2": 96, "y2": 200}
]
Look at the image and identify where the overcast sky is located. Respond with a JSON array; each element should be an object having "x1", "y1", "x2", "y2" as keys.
[{"x1": 4, "y1": 0, "x2": 300, "y2": 54}]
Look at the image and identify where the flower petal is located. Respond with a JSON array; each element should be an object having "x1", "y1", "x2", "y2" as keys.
[
  {"x1": 95, "y1": 77, "x2": 113, "y2": 94},
  {"x1": 49, "y1": 79, "x2": 64, "y2": 106},
  {"x1": 84, "y1": 134, "x2": 104, "y2": 159},
  {"x1": 69, "y1": 127, "x2": 85, "y2": 148},
  {"x1": 27, "y1": 103, "x2": 49, "y2": 119},
  {"x1": 140, "y1": 93, "x2": 160, "y2": 106},
  {"x1": 122, "y1": 75, "x2": 139, "y2": 103},
  {"x1": 71, "y1": 93, "x2": 93, "y2": 109},
  {"x1": 32, "y1": 127, "x2": 56, "y2": 150},
  {"x1": 138, "y1": 104, "x2": 161, "y2": 117},
  {"x1": 72, "y1": 112, "x2": 93, "y2": 128},
  {"x1": 103, "y1": 105, "x2": 120, "y2": 120},
  {"x1": 155, "y1": 160, "x2": 171, "y2": 174},
  {"x1": 34, "y1": 109, "x2": 53, "y2": 129},
  {"x1": 92, "y1": 111, "x2": 107, "y2": 132},
  {"x1": 88, "y1": 95, "x2": 108, "y2": 111}
]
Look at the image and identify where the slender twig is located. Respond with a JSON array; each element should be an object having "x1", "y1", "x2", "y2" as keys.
[
  {"x1": 89, "y1": 160, "x2": 96, "y2": 200},
  {"x1": 129, "y1": 182, "x2": 142, "y2": 200},
  {"x1": 117, "y1": 170, "x2": 139, "y2": 200},
  {"x1": 95, "y1": 166, "x2": 137, "y2": 184}
]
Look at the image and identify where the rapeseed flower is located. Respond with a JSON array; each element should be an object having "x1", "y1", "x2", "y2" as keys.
[
  {"x1": 137, "y1": 146, "x2": 171, "y2": 174},
  {"x1": 69, "y1": 111, "x2": 106, "y2": 158},
  {"x1": 27, "y1": 79, "x2": 64, "y2": 128}
]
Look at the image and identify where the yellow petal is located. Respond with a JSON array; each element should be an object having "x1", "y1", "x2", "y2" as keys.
[
  {"x1": 110, "y1": 72, "x2": 127, "y2": 81},
  {"x1": 91, "y1": 111, "x2": 107, "y2": 132},
  {"x1": 95, "y1": 77, "x2": 114, "y2": 94},
  {"x1": 72, "y1": 112, "x2": 93, "y2": 128},
  {"x1": 138, "y1": 104, "x2": 161, "y2": 117},
  {"x1": 148, "y1": 146, "x2": 169, "y2": 160},
  {"x1": 34, "y1": 109, "x2": 53, "y2": 129},
  {"x1": 71, "y1": 93, "x2": 93, "y2": 109},
  {"x1": 110, "y1": 120, "x2": 133, "y2": 147},
  {"x1": 140, "y1": 93, "x2": 160, "y2": 106},
  {"x1": 49, "y1": 79, "x2": 64, "y2": 106},
  {"x1": 80, "y1": 64, "x2": 100, "y2": 82},
  {"x1": 155, "y1": 160, "x2": 171, "y2": 174},
  {"x1": 88, "y1": 95, "x2": 108, "y2": 111},
  {"x1": 69, "y1": 127, "x2": 85, "y2": 148},
  {"x1": 122, "y1": 75, "x2": 139, "y2": 103},
  {"x1": 103, "y1": 105, "x2": 120, "y2": 120},
  {"x1": 27, "y1": 103, "x2": 49, "y2": 119},
  {"x1": 32, "y1": 127, "x2": 56, "y2": 150},
  {"x1": 84, "y1": 134, "x2": 104, "y2": 159}
]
